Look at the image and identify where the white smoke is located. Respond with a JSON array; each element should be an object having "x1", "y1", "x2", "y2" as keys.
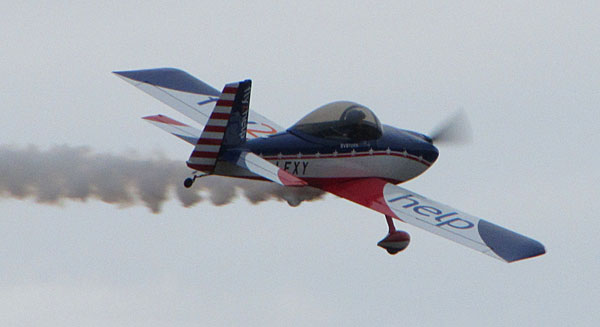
[{"x1": 0, "y1": 145, "x2": 324, "y2": 213}]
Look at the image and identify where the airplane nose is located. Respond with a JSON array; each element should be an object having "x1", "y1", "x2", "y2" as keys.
[
  {"x1": 391, "y1": 129, "x2": 440, "y2": 165},
  {"x1": 408, "y1": 134, "x2": 439, "y2": 164},
  {"x1": 421, "y1": 141, "x2": 439, "y2": 164}
]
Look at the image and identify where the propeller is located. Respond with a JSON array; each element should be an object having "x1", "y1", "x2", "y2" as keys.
[{"x1": 428, "y1": 110, "x2": 472, "y2": 145}]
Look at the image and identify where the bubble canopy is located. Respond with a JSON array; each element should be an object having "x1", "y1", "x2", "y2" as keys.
[{"x1": 290, "y1": 101, "x2": 383, "y2": 141}]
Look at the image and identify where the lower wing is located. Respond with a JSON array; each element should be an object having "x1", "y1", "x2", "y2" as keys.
[{"x1": 319, "y1": 178, "x2": 545, "y2": 262}]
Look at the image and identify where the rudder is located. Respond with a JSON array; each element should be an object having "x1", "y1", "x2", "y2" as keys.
[{"x1": 186, "y1": 80, "x2": 251, "y2": 173}]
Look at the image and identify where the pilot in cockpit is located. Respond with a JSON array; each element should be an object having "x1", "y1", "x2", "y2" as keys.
[
  {"x1": 290, "y1": 101, "x2": 383, "y2": 142},
  {"x1": 338, "y1": 106, "x2": 372, "y2": 140}
]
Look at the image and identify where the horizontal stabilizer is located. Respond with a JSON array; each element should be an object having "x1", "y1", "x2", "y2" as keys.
[
  {"x1": 142, "y1": 114, "x2": 201, "y2": 145},
  {"x1": 114, "y1": 68, "x2": 284, "y2": 139},
  {"x1": 115, "y1": 68, "x2": 219, "y2": 126},
  {"x1": 234, "y1": 152, "x2": 307, "y2": 186}
]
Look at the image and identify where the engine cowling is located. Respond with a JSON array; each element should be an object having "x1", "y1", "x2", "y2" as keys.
[{"x1": 377, "y1": 231, "x2": 410, "y2": 255}]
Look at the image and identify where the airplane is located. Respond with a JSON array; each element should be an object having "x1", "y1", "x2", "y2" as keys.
[{"x1": 114, "y1": 68, "x2": 546, "y2": 263}]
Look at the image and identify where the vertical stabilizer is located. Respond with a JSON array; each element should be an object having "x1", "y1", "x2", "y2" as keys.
[{"x1": 186, "y1": 80, "x2": 251, "y2": 173}]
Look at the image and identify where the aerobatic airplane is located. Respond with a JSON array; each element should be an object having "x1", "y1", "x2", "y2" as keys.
[{"x1": 115, "y1": 68, "x2": 545, "y2": 263}]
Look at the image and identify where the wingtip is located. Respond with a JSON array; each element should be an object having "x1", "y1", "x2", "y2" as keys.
[
  {"x1": 276, "y1": 169, "x2": 308, "y2": 187},
  {"x1": 112, "y1": 70, "x2": 135, "y2": 81},
  {"x1": 478, "y1": 219, "x2": 546, "y2": 263},
  {"x1": 141, "y1": 114, "x2": 189, "y2": 127},
  {"x1": 506, "y1": 242, "x2": 546, "y2": 263},
  {"x1": 111, "y1": 68, "x2": 221, "y2": 96}
]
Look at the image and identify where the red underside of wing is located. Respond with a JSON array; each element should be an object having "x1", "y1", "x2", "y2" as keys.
[
  {"x1": 316, "y1": 178, "x2": 396, "y2": 218},
  {"x1": 277, "y1": 169, "x2": 307, "y2": 186},
  {"x1": 142, "y1": 114, "x2": 188, "y2": 126}
]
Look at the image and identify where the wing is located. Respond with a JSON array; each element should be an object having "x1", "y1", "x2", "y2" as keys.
[
  {"x1": 231, "y1": 152, "x2": 307, "y2": 186},
  {"x1": 142, "y1": 114, "x2": 201, "y2": 145},
  {"x1": 319, "y1": 178, "x2": 545, "y2": 262},
  {"x1": 114, "y1": 68, "x2": 284, "y2": 139}
]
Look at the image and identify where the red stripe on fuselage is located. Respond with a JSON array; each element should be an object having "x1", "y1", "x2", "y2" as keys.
[{"x1": 261, "y1": 151, "x2": 432, "y2": 166}]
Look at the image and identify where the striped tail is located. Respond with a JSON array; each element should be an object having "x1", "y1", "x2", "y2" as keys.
[{"x1": 186, "y1": 80, "x2": 251, "y2": 173}]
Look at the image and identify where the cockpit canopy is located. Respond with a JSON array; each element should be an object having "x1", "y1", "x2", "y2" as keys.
[{"x1": 290, "y1": 101, "x2": 383, "y2": 141}]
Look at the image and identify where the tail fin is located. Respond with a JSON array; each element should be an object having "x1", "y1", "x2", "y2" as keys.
[{"x1": 186, "y1": 80, "x2": 251, "y2": 173}]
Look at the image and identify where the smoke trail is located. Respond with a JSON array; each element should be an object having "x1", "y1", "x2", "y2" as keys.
[{"x1": 0, "y1": 145, "x2": 324, "y2": 213}]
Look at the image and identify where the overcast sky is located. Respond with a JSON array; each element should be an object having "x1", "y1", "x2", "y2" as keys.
[{"x1": 1, "y1": 1, "x2": 599, "y2": 326}]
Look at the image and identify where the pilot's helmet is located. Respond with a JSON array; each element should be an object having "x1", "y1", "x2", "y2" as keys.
[{"x1": 342, "y1": 108, "x2": 366, "y2": 123}]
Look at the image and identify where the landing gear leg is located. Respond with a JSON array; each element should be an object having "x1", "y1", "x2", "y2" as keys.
[
  {"x1": 183, "y1": 172, "x2": 208, "y2": 188},
  {"x1": 377, "y1": 215, "x2": 411, "y2": 255},
  {"x1": 385, "y1": 214, "x2": 396, "y2": 234}
]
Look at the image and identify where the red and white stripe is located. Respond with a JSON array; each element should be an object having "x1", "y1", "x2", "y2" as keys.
[{"x1": 186, "y1": 82, "x2": 239, "y2": 172}]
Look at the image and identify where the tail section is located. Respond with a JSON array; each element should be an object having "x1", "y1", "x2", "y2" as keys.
[
  {"x1": 221, "y1": 80, "x2": 251, "y2": 148},
  {"x1": 186, "y1": 80, "x2": 251, "y2": 173}
]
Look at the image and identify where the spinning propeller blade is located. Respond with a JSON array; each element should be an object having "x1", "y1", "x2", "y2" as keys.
[{"x1": 429, "y1": 110, "x2": 472, "y2": 145}]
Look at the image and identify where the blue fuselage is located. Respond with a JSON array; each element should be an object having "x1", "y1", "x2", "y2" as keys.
[{"x1": 222, "y1": 125, "x2": 439, "y2": 184}]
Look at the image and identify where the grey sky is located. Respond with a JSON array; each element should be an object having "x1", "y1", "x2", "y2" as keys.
[{"x1": 1, "y1": 1, "x2": 599, "y2": 326}]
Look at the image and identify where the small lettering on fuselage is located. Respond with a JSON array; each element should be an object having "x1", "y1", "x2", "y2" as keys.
[
  {"x1": 275, "y1": 161, "x2": 309, "y2": 175},
  {"x1": 388, "y1": 194, "x2": 475, "y2": 230},
  {"x1": 340, "y1": 143, "x2": 360, "y2": 149}
]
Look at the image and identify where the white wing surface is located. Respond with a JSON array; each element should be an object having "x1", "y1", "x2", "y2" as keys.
[
  {"x1": 114, "y1": 68, "x2": 283, "y2": 139},
  {"x1": 142, "y1": 114, "x2": 201, "y2": 145},
  {"x1": 319, "y1": 178, "x2": 546, "y2": 262}
]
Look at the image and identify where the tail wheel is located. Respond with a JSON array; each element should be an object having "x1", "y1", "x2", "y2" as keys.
[{"x1": 183, "y1": 178, "x2": 194, "y2": 188}]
